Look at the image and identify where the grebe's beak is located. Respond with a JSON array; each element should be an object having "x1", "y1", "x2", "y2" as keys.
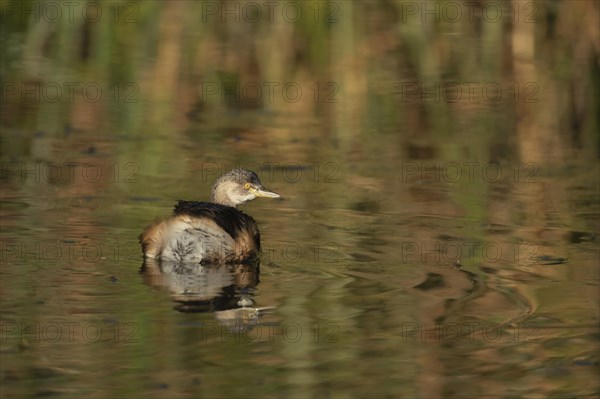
[{"x1": 251, "y1": 186, "x2": 280, "y2": 199}]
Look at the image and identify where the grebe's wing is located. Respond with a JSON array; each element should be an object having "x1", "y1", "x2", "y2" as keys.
[{"x1": 139, "y1": 201, "x2": 260, "y2": 264}]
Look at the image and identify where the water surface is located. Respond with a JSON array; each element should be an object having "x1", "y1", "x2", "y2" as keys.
[{"x1": 1, "y1": 1, "x2": 599, "y2": 398}]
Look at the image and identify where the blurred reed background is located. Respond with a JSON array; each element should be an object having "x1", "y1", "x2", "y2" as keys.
[{"x1": 1, "y1": 0, "x2": 598, "y2": 165}]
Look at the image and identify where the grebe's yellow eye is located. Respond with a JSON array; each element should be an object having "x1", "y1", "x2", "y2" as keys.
[{"x1": 244, "y1": 183, "x2": 251, "y2": 189}]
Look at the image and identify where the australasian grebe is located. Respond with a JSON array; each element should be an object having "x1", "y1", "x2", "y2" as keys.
[{"x1": 140, "y1": 169, "x2": 280, "y2": 264}]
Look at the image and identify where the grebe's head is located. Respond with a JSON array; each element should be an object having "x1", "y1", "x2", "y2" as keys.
[{"x1": 210, "y1": 169, "x2": 280, "y2": 207}]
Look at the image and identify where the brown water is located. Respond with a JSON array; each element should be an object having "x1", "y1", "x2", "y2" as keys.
[
  {"x1": 1, "y1": 127, "x2": 598, "y2": 398},
  {"x1": 1, "y1": 1, "x2": 600, "y2": 398}
]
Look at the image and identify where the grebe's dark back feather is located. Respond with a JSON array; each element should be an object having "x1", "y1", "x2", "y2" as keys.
[{"x1": 173, "y1": 200, "x2": 261, "y2": 250}]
